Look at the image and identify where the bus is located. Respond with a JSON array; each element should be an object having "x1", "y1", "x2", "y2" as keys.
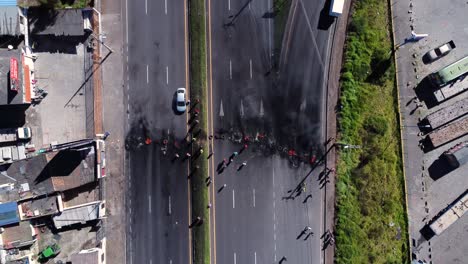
[{"x1": 428, "y1": 55, "x2": 468, "y2": 87}]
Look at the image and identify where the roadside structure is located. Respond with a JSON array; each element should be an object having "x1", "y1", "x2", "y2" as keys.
[{"x1": 0, "y1": 140, "x2": 106, "y2": 263}]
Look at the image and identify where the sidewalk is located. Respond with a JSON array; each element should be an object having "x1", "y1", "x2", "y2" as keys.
[
  {"x1": 324, "y1": 1, "x2": 352, "y2": 263},
  {"x1": 99, "y1": 0, "x2": 126, "y2": 263}
]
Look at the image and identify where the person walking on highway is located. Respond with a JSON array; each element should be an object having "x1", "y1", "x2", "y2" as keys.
[
  {"x1": 237, "y1": 161, "x2": 247, "y2": 171},
  {"x1": 218, "y1": 184, "x2": 227, "y2": 193}
]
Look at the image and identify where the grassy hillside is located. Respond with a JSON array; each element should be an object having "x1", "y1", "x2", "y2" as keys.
[{"x1": 335, "y1": 0, "x2": 409, "y2": 263}]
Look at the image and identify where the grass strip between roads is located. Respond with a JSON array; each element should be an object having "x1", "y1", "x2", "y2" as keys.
[
  {"x1": 335, "y1": 0, "x2": 409, "y2": 263},
  {"x1": 188, "y1": 0, "x2": 210, "y2": 264}
]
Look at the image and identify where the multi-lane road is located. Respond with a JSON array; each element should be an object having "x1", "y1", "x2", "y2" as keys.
[
  {"x1": 125, "y1": 0, "x2": 190, "y2": 264},
  {"x1": 122, "y1": 0, "x2": 335, "y2": 263},
  {"x1": 207, "y1": 0, "x2": 333, "y2": 263}
]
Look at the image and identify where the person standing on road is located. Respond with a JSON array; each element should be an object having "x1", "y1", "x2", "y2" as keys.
[
  {"x1": 218, "y1": 184, "x2": 227, "y2": 193},
  {"x1": 237, "y1": 161, "x2": 247, "y2": 171}
]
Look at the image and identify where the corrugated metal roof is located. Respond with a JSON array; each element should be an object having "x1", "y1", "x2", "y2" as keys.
[
  {"x1": 0, "y1": 6, "x2": 19, "y2": 35},
  {"x1": 0, "y1": 201, "x2": 19, "y2": 227},
  {"x1": 0, "y1": 1, "x2": 16, "y2": 7},
  {"x1": 53, "y1": 201, "x2": 101, "y2": 229}
]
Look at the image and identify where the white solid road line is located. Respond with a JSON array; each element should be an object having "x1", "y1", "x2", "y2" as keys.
[
  {"x1": 166, "y1": 66, "x2": 169, "y2": 84},
  {"x1": 148, "y1": 195, "x2": 152, "y2": 214},
  {"x1": 253, "y1": 188, "x2": 256, "y2": 207},
  {"x1": 165, "y1": 0, "x2": 168, "y2": 14},
  {"x1": 232, "y1": 189, "x2": 235, "y2": 209},
  {"x1": 234, "y1": 252, "x2": 237, "y2": 264},
  {"x1": 169, "y1": 195, "x2": 172, "y2": 215},
  {"x1": 229, "y1": 60, "x2": 232, "y2": 79},
  {"x1": 146, "y1": 65, "x2": 149, "y2": 84},
  {"x1": 145, "y1": 0, "x2": 148, "y2": 14},
  {"x1": 254, "y1": 252, "x2": 257, "y2": 264},
  {"x1": 125, "y1": 0, "x2": 128, "y2": 44},
  {"x1": 228, "y1": 0, "x2": 231, "y2": 10},
  {"x1": 249, "y1": 59, "x2": 253, "y2": 79}
]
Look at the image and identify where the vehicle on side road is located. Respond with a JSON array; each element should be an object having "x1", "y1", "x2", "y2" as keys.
[
  {"x1": 428, "y1": 55, "x2": 468, "y2": 87},
  {"x1": 429, "y1": 189, "x2": 468, "y2": 236},
  {"x1": 423, "y1": 40, "x2": 455, "y2": 63},
  {"x1": 38, "y1": 244, "x2": 61, "y2": 262},
  {"x1": 442, "y1": 141, "x2": 468, "y2": 169},
  {"x1": 0, "y1": 127, "x2": 32, "y2": 143},
  {"x1": 425, "y1": 97, "x2": 468, "y2": 129},
  {"x1": 427, "y1": 115, "x2": 468, "y2": 148},
  {"x1": 176, "y1": 87, "x2": 187, "y2": 113},
  {"x1": 329, "y1": 0, "x2": 344, "y2": 17}
]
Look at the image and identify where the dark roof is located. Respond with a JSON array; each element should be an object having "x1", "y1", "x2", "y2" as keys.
[
  {"x1": 0, "y1": 6, "x2": 19, "y2": 36},
  {"x1": 0, "y1": 144, "x2": 96, "y2": 202},
  {"x1": 29, "y1": 8, "x2": 90, "y2": 36},
  {"x1": 0, "y1": 49, "x2": 23, "y2": 106},
  {"x1": 0, "y1": 201, "x2": 19, "y2": 227}
]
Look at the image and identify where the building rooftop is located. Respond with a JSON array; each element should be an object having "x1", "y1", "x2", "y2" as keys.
[
  {"x1": 1, "y1": 221, "x2": 35, "y2": 249},
  {"x1": 18, "y1": 195, "x2": 60, "y2": 220},
  {"x1": 0, "y1": 145, "x2": 96, "y2": 202},
  {"x1": 53, "y1": 201, "x2": 103, "y2": 229},
  {"x1": 0, "y1": 201, "x2": 18, "y2": 227},
  {"x1": 0, "y1": 6, "x2": 19, "y2": 36},
  {"x1": 29, "y1": 8, "x2": 90, "y2": 36},
  {"x1": 0, "y1": 49, "x2": 24, "y2": 106},
  {"x1": 70, "y1": 248, "x2": 102, "y2": 264}
]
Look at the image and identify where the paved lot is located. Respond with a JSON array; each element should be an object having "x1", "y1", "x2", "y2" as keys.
[
  {"x1": 26, "y1": 37, "x2": 89, "y2": 148},
  {"x1": 392, "y1": 0, "x2": 468, "y2": 263},
  {"x1": 37, "y1": 225, "x2": 96, "y2": 263}
]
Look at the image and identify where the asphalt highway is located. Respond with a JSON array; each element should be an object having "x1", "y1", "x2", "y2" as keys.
[
  {"x1": 208, "y1": 0, "x2": 334, "y2": 263},
  {"x1": 124, "y1": 0, "x2": 190, "y2": 263}
]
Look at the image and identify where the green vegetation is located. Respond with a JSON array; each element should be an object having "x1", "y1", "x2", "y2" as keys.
[
  {"x1": 188, "y1": 0, "x2": 210, "y2": 264},
  {"x1": 335, "y1": 0, "x2": 409, "y2": 263},
  {"x1": 273, "y1": 0, "x2": 292, "y2": 62},
  {"x1": 19, "y1": 0, "x2": 92, "y2": 8}
]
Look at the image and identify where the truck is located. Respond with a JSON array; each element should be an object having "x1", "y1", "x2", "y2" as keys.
[
  {"x1": 429, "y1": 189, "x2": 468, "y2": 235},
  {"x1": 425, "y1": 97, "x2": 468, "y2": 129},
  {"x1": 442, "y1": 141, "x2": 468, "y2": 169},
  {"x1": 0, "y1": 127, "x2": 31, "y2": 143},
  {"x1": 427, "y1": 115, "x2": 468, "y2": 148},
  {"x1": 329, "y1": 0, "x2": 344, "y2": 17}
]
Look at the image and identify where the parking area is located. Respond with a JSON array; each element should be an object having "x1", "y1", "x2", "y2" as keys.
[
  {"x1": 392, "y1": 0, "x2": 468, "y2": 263},
  {"x1": 25, "y1": 36, "x2": 91, "y2": 148}
]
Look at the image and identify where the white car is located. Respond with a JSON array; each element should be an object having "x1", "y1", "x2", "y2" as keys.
[{"x1": 176, "y1": 88, "x2": 187, "y2": 113}]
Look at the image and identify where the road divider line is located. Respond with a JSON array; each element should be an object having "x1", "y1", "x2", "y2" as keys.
[
  {"x1": 229, "y1": 59, "x2": 232, "y2": 79},
  {"x1": 249, "y1": 59, "x2": 252, "y2": 79},
  {"x1": 148, "y1": 195, "x2": 152, "y2": 214},
  {"x1": 234, "y1": 252, "x2": 236, "y2": 264},
  {"x1": 232, "y1": 189, "x2": 235, "y2": 209},
  {"x1": 146, "y1": 64, "x2": 149, "y2": 84},
  {"x1": 253, "y1": 188, "x2": 256, "y2": 207},
  {"x1": 169, "y1": 195, "x2": 172, "y2": 215},
  {"x1": 165, "y1": 0, "x2": 168, "y2": 14},
  {"x1": 166, "y1": 66, "x2": 169, "y2": 84},
  {"x1": 145, "y1": 0, "x2": 148, "y2": 14},
  {"x1": 254, "y1": 252, "x2": 257, "y2": 264},
  {"x1": 125, "y1": 0, "x2": 128, "y2": 43},
  {"x1": 228, "y1": 0, "x2": 231, "y2": 10}
]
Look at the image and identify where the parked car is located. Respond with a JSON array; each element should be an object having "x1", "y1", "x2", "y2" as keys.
[
  {"x1": 423, "y1": 41, "x2": 455, "y2": 63},
  {"x1": 176, "y1": 88, "x2": 187, "y2": 113}
]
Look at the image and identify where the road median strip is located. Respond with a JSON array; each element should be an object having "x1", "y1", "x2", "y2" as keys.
[{"x1": 188, "y1": 0, "x2": 210, "y2": 263}]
